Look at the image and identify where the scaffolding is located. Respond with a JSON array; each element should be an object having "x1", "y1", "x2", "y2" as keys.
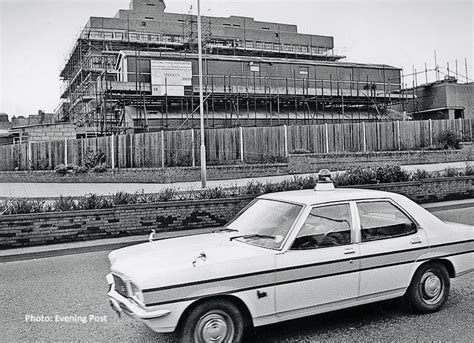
[{"x1": 60, "y1": 23, "x2": 403, "y2": 135}]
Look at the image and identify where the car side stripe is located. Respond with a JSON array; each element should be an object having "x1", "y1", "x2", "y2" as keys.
[
  {"x1": 142, "y1": 239, "x2": 473, "y2": 294},
  {"x1": 144, "y1": 249, "x2": 473, "y2": 307}
]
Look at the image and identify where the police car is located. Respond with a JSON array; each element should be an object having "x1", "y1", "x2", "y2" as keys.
[{"x1": 106, "y1": 171, "x2": 473, "y2": 342}]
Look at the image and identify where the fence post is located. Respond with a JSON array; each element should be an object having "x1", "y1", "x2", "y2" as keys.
[
  {"x1": 362, "y1": 122, "x2": 367, "y2": 152},
  {"x1": 458, "y1": 117, "x2": 463, "y2": 140},
  {"x1": 284, "y1": 125, "x2": 288, "y2": 157},
  {"x1": 239, "y1": 126, "x2": 244, "y2": 162},
  {"x1": 470, "y1": 119, "x2": 473, "y2": 141},
  {"x1": 397, "y1": 120, "x2": 401, "y2": 150},
  {"x1": 161, "y1": 130, "x2": 165, "y2": 168},
  {"x1": 129, "y1": 135, "x2": 133, "y2": 168},
  {"x1": 428, "y1": 119, "x2": 433, "y2": 146},
  {"x1": 28, "y1": 141, "x2": 32, "y2": 170},
  {"x1": 64, "y1": 139, "x2": 68, "y2": 165},
  {"x1": 191, "y1": 128, "x2": 195, "y2": 167},
  {"x1": 110, "y1": 136, "x2": 115, "y2": 169},
  {"x1": 325, "y1": 123, "x2": 329, "y2": 153}
]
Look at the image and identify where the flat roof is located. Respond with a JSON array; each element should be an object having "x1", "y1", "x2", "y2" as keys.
[{"x1": 259, "y1": 188, "x2": 397, "y2": 206}]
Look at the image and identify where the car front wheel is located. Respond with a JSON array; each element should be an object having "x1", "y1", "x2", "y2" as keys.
[
  {"x1": 405, "y1": 262, "x2": 450, "y2": 313},
  {"x1": 179, "y1": 299, "x2": 245, "y2": 343}
]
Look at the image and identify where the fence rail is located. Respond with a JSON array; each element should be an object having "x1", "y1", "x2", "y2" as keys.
[{"x1": 0, "y1": 119, "x2": 472, "y2": 171}]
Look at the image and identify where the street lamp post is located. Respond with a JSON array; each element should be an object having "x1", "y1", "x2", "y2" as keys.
[{"x1": 197, "y1": 0, "x2": 207, "y2": 188}]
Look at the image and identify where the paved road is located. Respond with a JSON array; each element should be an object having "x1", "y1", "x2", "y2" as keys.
[
  {"x1": 2, "y1": 208, "x2": 473, "y2": 342},
  {"x1": 1, "y1": 161, "x2": 472, "y2": 199}
]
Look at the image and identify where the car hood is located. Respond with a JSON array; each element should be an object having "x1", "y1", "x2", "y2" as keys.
[{"x1": 108, "y1": 233, "x2": 276, "y2": 289}]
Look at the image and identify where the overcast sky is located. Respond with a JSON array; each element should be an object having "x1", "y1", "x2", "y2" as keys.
[{"x1": 0, "y1": 0, "x2": 472, "y2": 117}]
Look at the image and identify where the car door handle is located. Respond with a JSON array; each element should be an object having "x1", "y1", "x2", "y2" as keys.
[
  {"x1": 344, "y1": 248, "x2": 356, "y2": 255},
  {"x1": 410, "y1": 237, "x2": 422, "y2": 244}
]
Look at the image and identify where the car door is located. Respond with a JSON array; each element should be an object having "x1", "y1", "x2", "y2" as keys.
[
  {"x1": 275, "y1": 202, "x2": 360, "y2": 319},
  {"x1": 356, "y1": 199, "x2": 429, "y2": 300}
]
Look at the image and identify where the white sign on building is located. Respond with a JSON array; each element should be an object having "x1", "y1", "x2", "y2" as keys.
[{"x1": 151, "y1": 60, "x2": 192, "y2": 96}]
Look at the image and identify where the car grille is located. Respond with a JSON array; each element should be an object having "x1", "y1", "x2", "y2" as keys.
[{"x1": 113, "y1": 274, "x2": 129, "y2": 297}]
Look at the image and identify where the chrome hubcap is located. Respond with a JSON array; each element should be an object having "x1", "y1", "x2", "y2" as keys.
[
  {"x1": 195, "y1": 311, "x2": 234, "y2": 343},
  {"x1": 420, "y1": 271, "x2": 443, "y2": 304},
  {"x1": 424, "y1": 275, "x2": 441, "y2": 297}
]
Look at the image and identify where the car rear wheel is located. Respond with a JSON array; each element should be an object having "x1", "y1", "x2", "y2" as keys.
[
  {"x1": 179, "y1": 299, "x2": 245, "y2": 343},
  {"x1": 405, "y1": 262, "x2": 450, "y2": 313}
]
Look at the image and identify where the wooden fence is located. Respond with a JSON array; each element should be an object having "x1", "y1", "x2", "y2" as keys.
[{"x1": 0, "y1": 119, "x2": 472, "y2": 171}]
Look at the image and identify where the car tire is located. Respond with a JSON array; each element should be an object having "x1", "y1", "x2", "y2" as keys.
[
  {"x1": 179, "y1": 299, "x2": 245, "y2": 343},
  {"x1": 405, "y1": 262, "x2": 450, "y2": 313}
]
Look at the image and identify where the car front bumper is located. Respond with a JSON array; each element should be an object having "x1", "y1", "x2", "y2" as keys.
[{"x1": 106, "y1": 273, "x2": 173, "y2": 329}]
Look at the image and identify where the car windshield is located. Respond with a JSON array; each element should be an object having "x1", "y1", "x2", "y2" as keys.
[{"x1": 226, "y1": 199, "x2": 303, "y2": 249}]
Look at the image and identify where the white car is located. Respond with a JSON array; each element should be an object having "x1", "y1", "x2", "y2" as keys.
[{"x1": 106, "y1": 178, "x2": 473, "y2": 342}]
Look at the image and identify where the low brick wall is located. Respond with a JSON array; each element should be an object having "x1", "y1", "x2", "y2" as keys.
[
  {"x1": 346, "y1": 176, "x2": 473, "y2": 204},
  {"x1": 289, "y1": 149, "x2": 473, "y2": 173},
  {"x1": 0, "y1": 163, "x2": 289, "y2": 184},
  {"x1": 1, "y1": 177, "x2": 472, "y2": 249},
  {"x1": 0, "y1": 196, "x2": 256, "y2": 249}
]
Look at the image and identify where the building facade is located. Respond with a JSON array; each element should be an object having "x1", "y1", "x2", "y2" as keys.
[
  {"x1": 59, "y1": 0, "x2": 403, "y2": 134},
  {"x1": 406, "y1": 78, "x2": 474, "y2": 120}
]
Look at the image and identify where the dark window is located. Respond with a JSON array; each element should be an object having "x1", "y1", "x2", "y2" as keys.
[
  {"x1": 147, "y1": 3, "x2": 155, "y2": 6},
  {"x1": 233, "y1": 24, "x2": 241, "y2": 28},
  {"x1": 223, "y1": 23, "x2": 231, "y2": 27},
  {"x1": 262, "y1": 27, "x2": 270, "y2": 30},
  {"x1": 358, "y1": 201, "x2": 417, "y2": 242},
  {"x1": 145, "y1": 17, "x2": 154, "y2": 20},
  {"x1": 291, "y1": 204, "x2": 352, "y2": 250},
  {"x1": 141, "y1": 22, "x2": 146, "y2": 27}
]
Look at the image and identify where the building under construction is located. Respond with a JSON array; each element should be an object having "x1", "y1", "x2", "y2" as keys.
[{"x1": 59, "y1": 0, "x2": 405, "y2": 135}]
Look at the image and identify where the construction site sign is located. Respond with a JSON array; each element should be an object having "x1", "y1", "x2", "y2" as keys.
[{"x1": 151, "y1": 60, "x2": 193, "y2": 96}]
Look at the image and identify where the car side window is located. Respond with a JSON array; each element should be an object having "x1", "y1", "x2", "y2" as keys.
[
  {"x1": 357, "y1": 201, "x2": 417, "y2": 242},
  {"x1": 291, "y1": 203, "x2": 352, "y2": 250}
]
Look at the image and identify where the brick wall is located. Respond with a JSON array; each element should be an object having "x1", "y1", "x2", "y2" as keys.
[
  {"x1": 289, "y1": 149, "x2": 473, "y2": 174},
  {"x1": 0, "y1": 196, "x2": 256, "y2": 249},
  {"x1": 1, "y1": 177, "x2": 472, "y2": 249},
  {"x1": 0, "y1": 163, "x2": 289, "y2": 184},
  {"x1": 19, "y1": 123, "x2": 76, "y2": 142},
  {"x1": 346, "y1": 176, "x2": 473, "y2": 204}
]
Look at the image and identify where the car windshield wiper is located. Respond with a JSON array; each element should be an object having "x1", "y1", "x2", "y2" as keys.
[
  {"x1": 212, "y1": 227, "x2": 239, "y2": 233},
  {"x1": 230, "y1": 233, "x2": 276, "y2": 241}
]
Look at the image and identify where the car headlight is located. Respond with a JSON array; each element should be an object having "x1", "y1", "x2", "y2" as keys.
[{"x1": 130, "y1": 282, "x2": 145, "y2": 304}]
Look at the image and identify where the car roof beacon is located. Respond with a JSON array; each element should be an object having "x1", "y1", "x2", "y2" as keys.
[{"x1": 315, "y1": 169, "x2": 335, "y2": 191}]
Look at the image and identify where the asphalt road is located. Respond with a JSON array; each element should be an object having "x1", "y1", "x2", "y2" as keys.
[{"x1": 2, "y1": 208, "x2": 473, "y2": 342}]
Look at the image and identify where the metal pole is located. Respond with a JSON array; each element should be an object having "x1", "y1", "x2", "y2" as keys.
[
  {"x1": 197, "y1": 0, "x2": 207, "y2": 188},
  {"x1": 465, "y1": 58, "x2": 469, "y2": 82}
]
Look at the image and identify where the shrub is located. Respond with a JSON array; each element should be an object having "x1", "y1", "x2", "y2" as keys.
[
  {"x1": 112, "y1": 191, "x2": 134, "y2": 205},
  {"x1": 248, "y1": 154, "x2": 288, "y2": 164},
  {"x1": 244, "y1": 181, "x2": 265, "y2": 195},
  {"x1": 375, "y1": 165, "x2": 410, "y2": 184},
  {"x1": 82, "y1": 148, "x2": 106, "y2": 169},
  {"x1": 91, "y1": 163, "x2": 108, "y2": 173},
  {"x1": 1, "y1": 199, "x2": 46, "y2": 215},
  {"x1": 436, "y1": 130, "x2": 461, "y2": 150},
  {"x1": 54, "y1": 196, "x2": 78, "y2": 212},
  {"x1": 465, "y1": 163, "x2": 474, "y2": 176},
  {"x1": 155, "y1": 188, "x2": 178, "y2": 202},
  {"x1": 76, "y1": 166, "x2": 88, "y2": 174},
  {"x1": 290, "y1": 149, "x2": 311, "y2": 155},
  {"x1": 334, "y1": 166, "x2": 377, "y2": 186},
  {"x1": 77, "y1": 194, "x2": 112, "y2": 210},
  {"x1": 442, "y1": 166, "x2": 460, "y2": 177},
  {"x1": 195, "y1": 187, "x2": 230, "y2": 200},
  {"x1": 411, "y1": 168, "x2": 430, "y2": 181},
  {"x1": 54, "y1": 164, "x2": 69, "y2": 175}
]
